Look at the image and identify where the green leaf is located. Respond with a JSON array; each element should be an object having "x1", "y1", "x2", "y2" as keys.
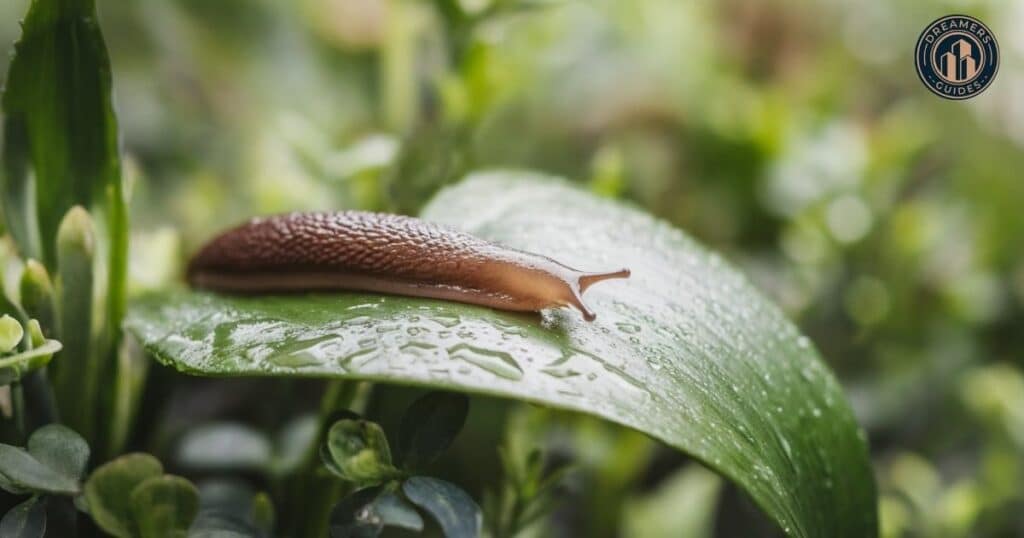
[
  {"x1": 373, "y1": 491, "x2": 424, "y2": 531},
  {"x1": 0, "y1": 445, "x2": 79, "y2": 495},
  {"x1": 0, "y1": 496, "x2": 47, "y2": 538},
  {"x1": 1, "y1": 0, "x2": 125, "y2": 270},
  {"x1": 0, "y1": 315, "x2": 24, "y2": 353},
  {"x1": 323, "y1": 419, "x2": 401, "y2": 485},
  {"x1": 124, "y1": 171, "x2": 878, "y2": 537},
  {"x1": 403, "y1": 476, "x2": 481, "y2": 538},
  {"x1": 130, "y1": 475, "x2": 199, "y2": 538},
  {"x1": 27, "y1": 424, "x2": 89, "y2": 482},
  {"x1": 398, "y1": 391, "x2": 469, "y2": 468},
  {"x1": 83, "y1": 453, "x2": 163, "y2": 538},
  {"x1": 329, "y1": 486, "x2": 424, "y2": 537},
  {"x1": 328, "y1": 487, "x2": 384, "y2": 538},
  {"x1": 2, "y1": 0, "x2": 130, "y2": 459}
]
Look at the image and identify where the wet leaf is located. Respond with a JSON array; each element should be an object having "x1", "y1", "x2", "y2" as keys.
[
  {"x1": 403, "y1": 476, "x2": 481, "y2": 538},
  {"x1": 125, "y1": 171, "x2": 877, "y2": 537}
]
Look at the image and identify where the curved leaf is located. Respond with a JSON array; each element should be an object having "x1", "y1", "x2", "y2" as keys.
[
  {"x1": 130, "y1": 475, "x2": 199, "y2": 538},
  {"x1": 0, "y1": 445, "x2": 80, "y2": 495},
  {"x1": 124, "y1": 171, "x2": 877, "y2": 537},
  {"x1": 0, "y1": 496, "x2": 47, "y2": 538},
  {"x1": 27, "y1": 424, "x2": 90, "y2": 483},
  {"x1": 402, "y1": 477, "x2": 481, "y2": 538},
  {"x1": 83, "y1": 453, "x2": 163, "y2": 538}
]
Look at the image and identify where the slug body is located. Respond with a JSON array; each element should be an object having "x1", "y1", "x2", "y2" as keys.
[{"x1": 187, "y1": 211, "x2": 629, "y2": 321}]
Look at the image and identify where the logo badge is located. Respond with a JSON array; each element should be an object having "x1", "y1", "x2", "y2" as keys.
[{"x1": 915, "y1": 15, "x2": 999, "y2": 100}]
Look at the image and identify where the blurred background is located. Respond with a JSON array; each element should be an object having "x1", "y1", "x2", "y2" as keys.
[{"x1": 3, "y1": 0, "x2": 1023, "y2": 536}]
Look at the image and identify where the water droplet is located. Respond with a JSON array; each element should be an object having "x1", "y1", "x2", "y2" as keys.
[
  {"x1": 432, "y1": 313, "x2": 461, "y2": 328},
  {"x1": 615, "y1": 322, "x2": 641, "y2": 334},
  {"x1": 541, "y1": 367, "x2": 581, "y2": 379},
  {"x1": 447, "y1": 344, "x2": 523, "y2": 381}
]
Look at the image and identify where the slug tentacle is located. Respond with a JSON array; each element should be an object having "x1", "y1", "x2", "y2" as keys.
[
  {"x1": 578, "y1": 268, "x2": 631, "y2": 292},
  {"x1": 188, "y1": 211, "x2": 629, "y2": 321}
]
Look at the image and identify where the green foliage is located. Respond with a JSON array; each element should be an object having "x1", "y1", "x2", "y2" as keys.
[
  {"x1": 1, "y1": 0, "x2": 130, "y2": 455},
  {"x1": 83, "y1": 453, "x2": 164, "y2": 537},
  {"x1": 189, "y1": 480, "x2": 276, "y2": 538},
  {"x1": 322, "y1": 419, "x2": 402, "y2": 486},
  {"x1": 0, "y1": 496, "x2": 47, "y2": 538},
  {"x1": 0, "y1": 321, "x2": 60, "y2": 386},
  {"x1": 126, "y1": 172, "x2": 876, "y2": 537},
  {"x1": 0, "y1": 425, "x2": 86, "y2": 495},
  {"x1": 321, "y1": 393, "x2": 483, "y2": 537},
  {"x1": 403, "y1": 477, "x2": 482, "y2": 538},
  {"x1": 483, "y1": 446, "x2": 569, "y2": 538},
  {"x1": 129, "y1": 475, "x2": 199, "y2": 538},
  {"x1": 0, "y1": 315, "x2": 24, "y2": 352},
  {"x1": 53, "y1": 206, "x2": 97, "y2": 440},
  {"x1": 329, "y1": 486, "x2": 425, "y2": 538}
]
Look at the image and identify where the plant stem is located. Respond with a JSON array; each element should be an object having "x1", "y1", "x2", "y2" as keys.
[{"x1": 11, "y1": 381, "x2": 25, "y2": 442}]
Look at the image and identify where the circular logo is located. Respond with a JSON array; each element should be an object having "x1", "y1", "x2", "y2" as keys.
[{"x1": 915, "y1": 14, "x2": 999, "y2": 100}]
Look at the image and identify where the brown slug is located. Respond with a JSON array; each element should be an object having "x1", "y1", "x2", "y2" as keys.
[{"x1": 187, "y1": 211, "x2": 629, "y2": 321}]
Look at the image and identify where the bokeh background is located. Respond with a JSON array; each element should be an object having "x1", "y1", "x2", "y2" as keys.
[{"x1": 3, "y1": 0, "x2": 1023, "y2": 536}]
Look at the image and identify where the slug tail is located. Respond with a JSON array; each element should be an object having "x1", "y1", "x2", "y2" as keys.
[{"x1": 578, "y1": 268, "x2": 631, "y2": 292}]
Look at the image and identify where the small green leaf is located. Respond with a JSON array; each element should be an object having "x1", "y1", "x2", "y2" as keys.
[
  {"x1": 176, "y1": 423, "x2": 272, "y2": 472},
  {"x1": 398, "y1": 392, "x2": 469, "y2": 468},
  {"x1": 130, "y1": 475, "x2": 199, "y2": 538},
  {"x1": 83, "y1": 453, "x2": 163, "y2": 538},
  {"x1": 0, "y1": 496, "x2": 47, "y2": 538},
  {"x1": 27, "y1": 424, "x2": 89, "y2": 482},
  {"x1": 0, "y1": 445, "x2": 79, "y2": 495},
  {"x1": 374, "y1": 491, "x2": 424, "y2": 531},
  {"x1": 403, "y1": 476, "x2": 481, "y2": 538},
  {"x1": 0, "y1": 315, "x2": 24, "y2": 353},
  {"x1": 329, "y1": 487, "x2": 424, "y2": 537},
  {"x1": 324, "y1": 419, "x2": 401, "y2": 485},
  {"x1": 328, "y1": 486, "x2": 384, "y2": 538}
]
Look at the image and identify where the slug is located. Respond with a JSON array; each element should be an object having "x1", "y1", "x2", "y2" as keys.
[{"x1": 187, "y1": 211, "x2": 629, "y2": 321}]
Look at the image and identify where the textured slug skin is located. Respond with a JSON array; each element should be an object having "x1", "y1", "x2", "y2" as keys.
[{"x1": 187, "y1": 211, "x2": 629, "y2": 321}]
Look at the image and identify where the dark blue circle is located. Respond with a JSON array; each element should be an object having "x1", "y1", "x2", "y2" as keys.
[{"x1": 914, "y1": 14, "x2": 999, "y2": 100}]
